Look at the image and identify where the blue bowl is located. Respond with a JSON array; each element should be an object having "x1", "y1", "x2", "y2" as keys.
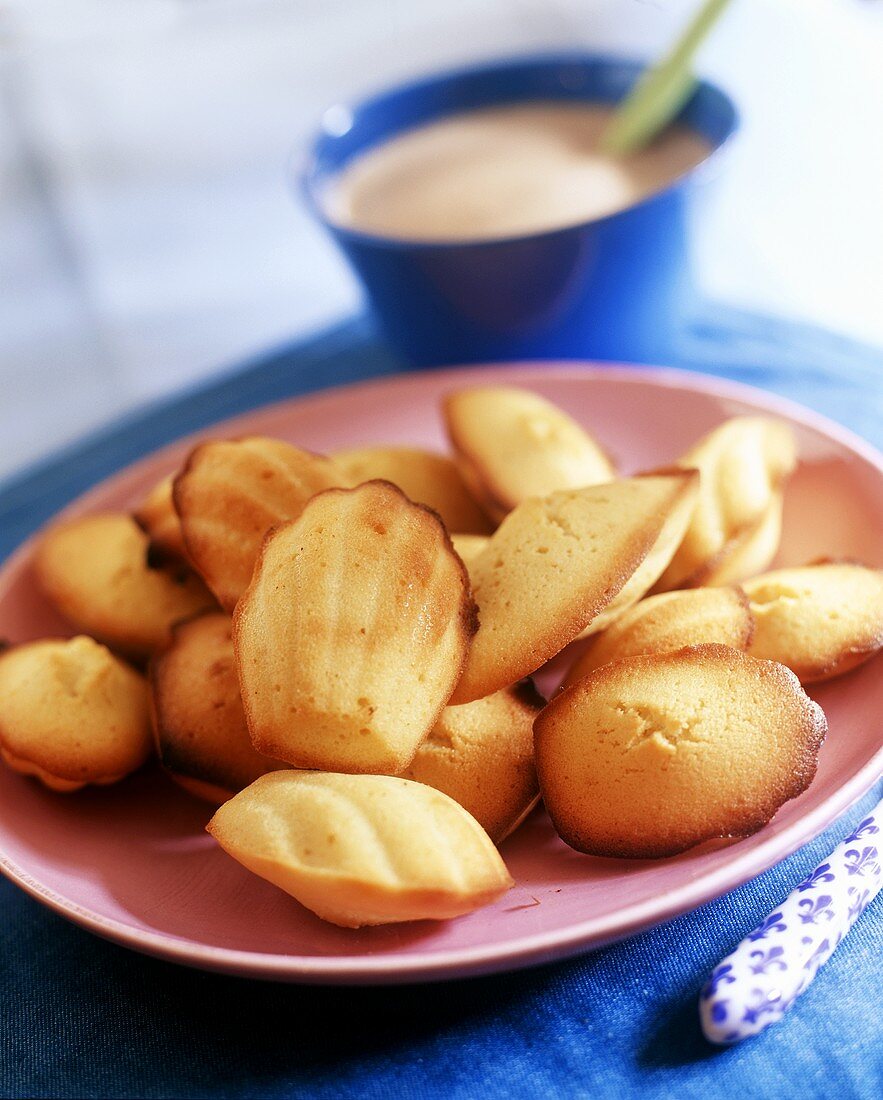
[{"x1": 302, "y1": 54, "x2": 738, "y2": 367}]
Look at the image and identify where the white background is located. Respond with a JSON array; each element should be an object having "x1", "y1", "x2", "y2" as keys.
[{"x1": 2, "y1": 0, "x2": 882, "y2": 481}]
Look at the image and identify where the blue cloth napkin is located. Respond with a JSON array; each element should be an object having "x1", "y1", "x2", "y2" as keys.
[{"x1": 1, "y1": 309, "x2": 882, "y2": 1100}]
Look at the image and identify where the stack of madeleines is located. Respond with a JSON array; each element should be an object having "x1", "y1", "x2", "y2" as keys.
[{"x1": 2, "y1": 386, "x2": 882, "y2": 929}]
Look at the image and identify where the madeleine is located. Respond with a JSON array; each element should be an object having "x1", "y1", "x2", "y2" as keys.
[
  {"x1": 133, "y1": 474, "x2": 190, "y2": 567},
  {"x1": 450, "y1": 472, "x2": 698, "y2": 704},
  {"x1": 35, "y1": 513, "x2": 214, "y2": 659},
  {"x1": 444, "y1": 386, "x2": 615, "y2": 521},
  {"x1": 401, "y1": 681, "x2": 543, "y2": 844},
  {"x1": 208, "y1": 772, "x2": 513, "y2": 927},
  {"x1": 174, "y1": 436, "x2": 344, "y2": 611},
  {"x1": 654, "y1": 417, "x2": 796, "y2": 591},
  {"x1": 234, "y1": 481, "x2": 477, "y2": 774},
  {"x1": 0, "y1": 636, "x2": 152, "y2": 791},
  {"x1": 744, "y1": 562, "x2": 883, "y2": 682},
  {"x1": 333, "y1": 445, "x2": 491, "y2": 534},
  {"x1": 150, "y1": 611, "x2": 286, "y2": 803},
  {"x1": 565, "y1": 586, "x2": 753, "y2": 684},
  {"x1": 536, "y1": 645, "x2": 826, "y2": 859}
]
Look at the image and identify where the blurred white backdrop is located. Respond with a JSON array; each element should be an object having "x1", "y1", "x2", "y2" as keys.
[{"x1": 2, "y1": 0, "x2": 882, "y2": 479}]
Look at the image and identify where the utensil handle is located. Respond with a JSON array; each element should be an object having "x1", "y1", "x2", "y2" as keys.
[
  {"x1": 700, "y1": 797, "x2": 883, "y2": 1045},
  {"x1": 599, "y1": 0, "x2": 735, "y2": 156}
]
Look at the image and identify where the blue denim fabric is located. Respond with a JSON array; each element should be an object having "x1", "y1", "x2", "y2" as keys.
[{"x1": 1, "y1": 309, "x2": 881, "y2": 1099}]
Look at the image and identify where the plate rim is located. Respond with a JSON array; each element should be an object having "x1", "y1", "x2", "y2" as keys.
[{"x1": 2, "y1": 361, "x2": 882, "y2": 984}]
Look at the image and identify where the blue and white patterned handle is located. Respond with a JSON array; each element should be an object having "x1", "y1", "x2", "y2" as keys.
[{"x1": 700, "y1": 798, "x2": 883, "y2": 1044}]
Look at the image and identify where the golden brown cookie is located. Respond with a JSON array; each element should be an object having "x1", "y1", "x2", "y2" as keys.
[
  {"x1": 333, "y1": 445, "x2": 492, "y2": 534},
  {"x1": 536, "y1": 644, "x2": 826, "y2": 859},
  {"x1": 133, "y1": 475, "x2": 189, "y2": 567},
  {"x1": 174, "y1": 436, "x2": 344, "y2": 612},
  {"x1": 449, "y1": 472, "x2": 699, "y2": 704},
  {"x1": 234, "y1": 480, "x2": 477, "y2": 774},
  {"x1": 744, "y1": 563, "x2": 883, "y2": 682},
  {"x1": 150, "y1": 611, "x2": 286, "y2": 802},
  {"x1": 444, "y1": 385, "x2": 615, "y2": 521},
  {"x1": 0, "y1": 636, "x2": 152, "y2": 791},
  {"x1": 400, "y1": 681, "x2": 543, "y2": 843},
  {"x1": 654, "y1": 417, "x2": 796, "y2": 591},
  {"x1": 34, "y1": 514, "x2": 215, "y2": 659},
  {"x1": 207, "y1": 771, "x2": 513, "y2": 927},
  {"x1": 564, "y1": 587, "x2": 753, "y2": 684}
]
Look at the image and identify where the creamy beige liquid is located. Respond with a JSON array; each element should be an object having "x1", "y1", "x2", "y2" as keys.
[{"x1": 323, "y1": 102, "x2": 712, "y2": 242}]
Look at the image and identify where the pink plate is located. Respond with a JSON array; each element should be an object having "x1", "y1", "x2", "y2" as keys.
[{"x1": 1, "y1": 364, "x2": 882, "y2": 984}]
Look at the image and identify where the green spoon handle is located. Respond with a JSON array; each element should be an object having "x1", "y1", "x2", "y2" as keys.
[{"x1": 600, "y1": 0, "x2": 735, "y2": 157}]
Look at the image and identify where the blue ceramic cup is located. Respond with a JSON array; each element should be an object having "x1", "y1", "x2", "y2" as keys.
[{"x1": 302, "y1": 54, "x2": 738, "y2": 367}]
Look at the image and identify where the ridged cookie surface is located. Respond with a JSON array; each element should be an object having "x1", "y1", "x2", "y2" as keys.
[
  {"x1": 207, "y1": 771, "x2": 513, "y2": 927},
  {"x1": 536, "y1": 645, "x2": 826, "y2": 858},
  {"x1": 654, "y1": 417, "x2": 796, "y2": 591},
  {"x1": 565, "y1": 587, "x2": 753, "y2": 683},
  {"x1": 0, "y1": 636, "x2": 152, "y2": 791},
  {"x1": 449, "y1": 472, "x2": 698, "y2": 704},
  {"x1": 234, "y1": 480, "x2": 477, "y2": 774},
  {"x1": 333, "y1": 445, "x2": 491, "y2": 534},
  {"x1": 444, "y1": 386, "x2": 615, "y2": 521},
  {"x1": 35, "y1": 514, "x2": 215, "y2": 659},
  {"x1": 744, "y1": 563, "x2": 883, "y2": 682},
  {"x1": 400, "y1": 681, "x2": 543, "y2": 843},
  {"x1": 174, "y1": 436, "x2": 344, "y2": 611},
  {"x1": 150, "y1": 612, "x2": 285, "y2": 802}
]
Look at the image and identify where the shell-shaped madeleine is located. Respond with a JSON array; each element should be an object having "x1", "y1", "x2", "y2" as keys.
[
  {"x1": 443, "y1": 386, "x2": 615, "y2": 522},
  {"x1": 207, "y1": 772, "x2": 513, "y2": 927},
  {"x1": 333, "y1": 445, "x2": 492, "y2": 534},
  {"x1": 150, "y1": 611, "x2": 286, "y2": 803},
  {"x1": 0, "y1": 636, "x2": 152, "y2": 791},
  {"x1": 174, "y1": 436, "x2": 345, "y2": 612},
  {"x1": 744, "y1": 563, "x2": 883, "y2": 682},
  {"x1": 400, "y1": 681, "x2": 543, "y2": 844},
  {"x1": 564, "y1": 587, "x2": 754, "y2": 685},
  {"x1": 133, "y1": 475, "x2": 190, "y2": 567},
  {"x1": 234, "y1": 481, "x2": 477, "y2": 774},
  {"x1": 34, "y1": 514, "x2": 215, "y2": 659},
  {"x1": 449, "y1": 472, "x2": 699, "y2": 704},
  {"x1": 654, "y1": 417, "x2": 796, "y2": 591},
  {"x1": 536, "y1": 645, "x2": 826, "y2": 859}
]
